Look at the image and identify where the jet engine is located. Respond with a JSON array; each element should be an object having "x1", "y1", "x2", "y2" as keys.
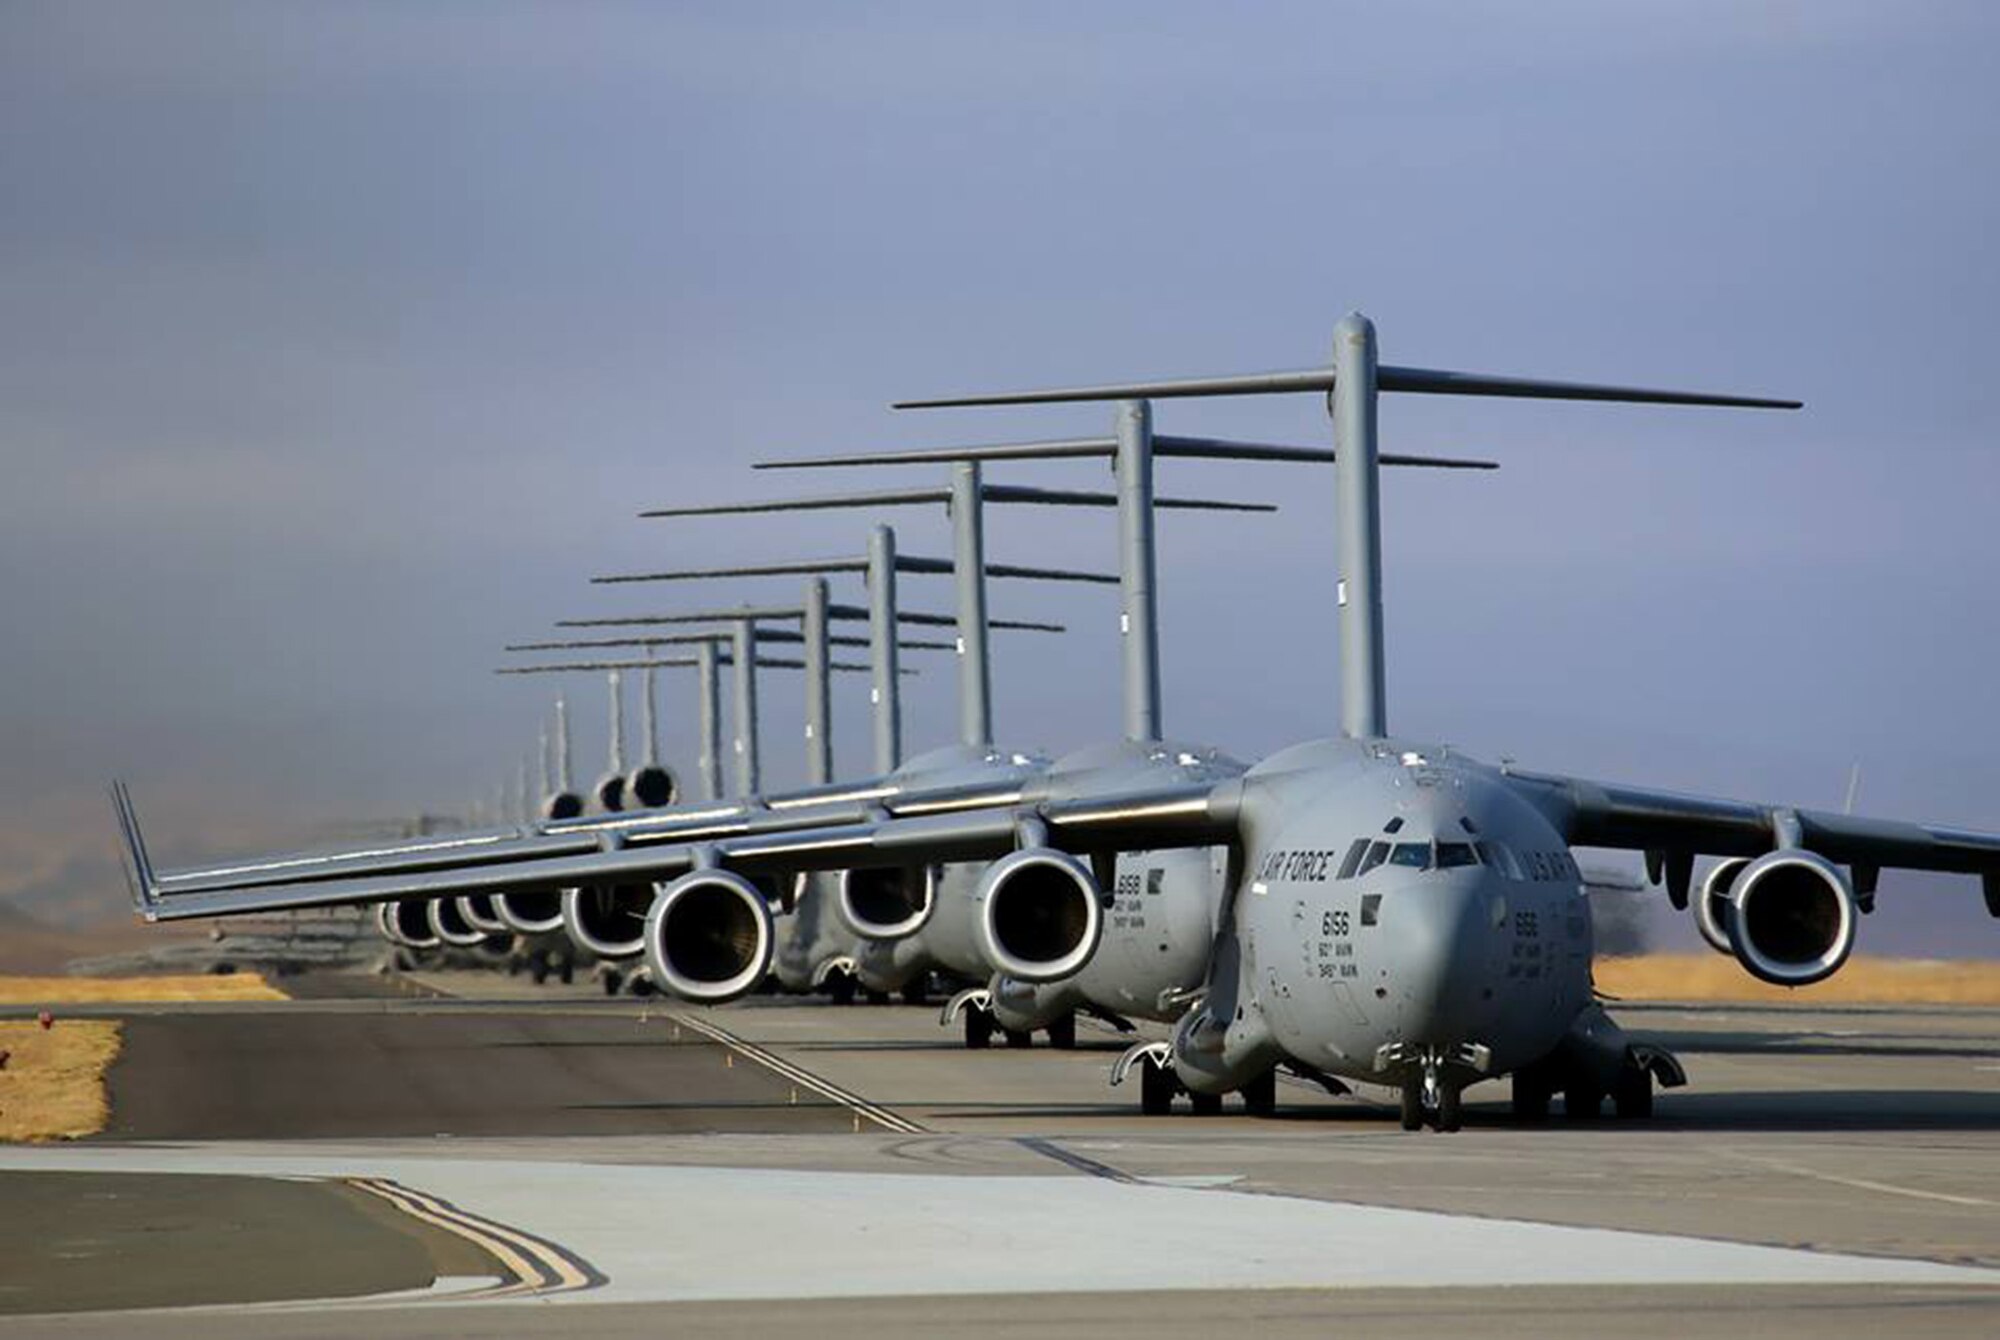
[
  {"x1": 376, "y1": 899, "x2": 441, "y2": 950},
  {"x1": 1723, "y1": 850, "x2": 1858, "y2": 987},
  {"x1": 593, "y1": 773, "x2": 627, "y2": 814},
  {"x1": 974, "y1": 848, "x2": 1104, "y2": 983},
  {"x1": 1694, "y1": 858, "x2": 1748, "y2": 954},
  {"x1": 455, "y1": 895, "x2": 510, "y2": 935},
  {"x1": 837, "y1": 864, "x2": 939, "y2": 940},
  {"x1": 642, "y1": 869, "x2": 775, "y2": 1003},
  {"x1": 494, "y1": 889, "x2": 568, "y2": 936},
  {"x1": 543, "y1": 791, "x2": 585, "y2": 822},
  {"x1": 427, "y1": 896, "x2": 490, "y2": 949},
  {"x1": 626, "y1": 763, "x2": 678, "y2": 810},
  {"x1": 562, "y1": 882, "x2": 659, "y2": 959}
]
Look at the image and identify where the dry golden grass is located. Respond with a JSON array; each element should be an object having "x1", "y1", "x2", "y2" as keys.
[
  {"x1": 0, "y1": 973, "x2": 288, "y2": 1004},
  {"x1": 1595, "y1": 954, "x2": 2000, "y2": 1005},
  {"x1": 0, "y1": 1020, "x2": 121, "y2": 1141}
]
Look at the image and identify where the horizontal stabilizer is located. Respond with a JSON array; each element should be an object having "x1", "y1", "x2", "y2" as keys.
[
  {"x1": 597, "y1": 556, "x2": 1114, "y2": 586},
  {"x1": 556, "y1": 610, "x2": 1065, "y2": 633},
  {"x1": 895, "y1": 365, "x2": 1800, "y2": 411},
  {"x1": 757, "y1": 435, "x2": 1496, "y2": 472},
  {"x1": 642, "y1": 484, "x2": 1273, "y2": 518},
  {"x1": 500, "y1": 660, "x2": 908, "y2": 675}
]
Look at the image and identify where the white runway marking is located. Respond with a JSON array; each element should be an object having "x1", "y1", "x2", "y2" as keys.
[
  {"x1": 5, "y1": 1145, "x2": 1998, "y2": 1306},
  {"x1": 1729, "y1": 1153, "x2": 1997, "y2": 1209}
]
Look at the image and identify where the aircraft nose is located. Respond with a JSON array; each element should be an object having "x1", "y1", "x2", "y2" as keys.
[{"x1": 1381, "y1": 873, "x2": 1500, "y2": 1045}]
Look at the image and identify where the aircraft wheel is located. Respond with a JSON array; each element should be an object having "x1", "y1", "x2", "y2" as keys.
[
  {"x1": 900, "y1": 980, "x2": 929, "y2": 1007},
  {"x1": 558, "y1": 960, "x2": 574, "y2": 986},
  {"x1": 1240, "y1": 1068, "x2": 1278, "y2": 1118},
  {"x1": 1511, "y1": 1069, "x2": 1552, "y2": 1121},
  {"x1": 1045, "y1": 1012, "x2": 1078, "y2": 1050},
  {"x1": 628, "y1": 975, "x2": 657, "y2": 998},
  {"x1": 964, "y1": 1008, "x2": 993, "y2": 1050},
  {"x1": 1564, "y1": 1080, "x2": 1604, "y2": 1121},
  {"x1": 530, "y1": 956, "x2": 550, "y2": 985},
  {"x1": 865, "y1": 988, "x2": 892, "y2": 1006},
  {"x1": 1399, "y1": 1075, "x2": 1424, "y2": 1131},
  {"x1": 1004, "y1": 1027, "x2": 1034, "y2": 1050},
  {"x1": 1436, "y1": 1083, "x2": 1463, "y2": 1133},
  {"x1": 1614, "y1": 1064, "x2": 1655, "y2": 1120},
  {"x1": 600, "y1": 968, "x2": 623, "y2": 997},
  {"x1": 505, "y1": 956, "x2": 523, "y2": 977},
  {"x1": 1189, "y1": 1089, "x2": 1224, "y2": 1116},
  {"x1": 1140, "y1": 1060, "x2": 1176, "y2": 1116},
  {"x1": 827, "y1": 974, "x2": 856, "y2": 1006}
]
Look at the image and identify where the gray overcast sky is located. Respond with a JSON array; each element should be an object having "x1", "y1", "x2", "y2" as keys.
[{"x1": 2, "y1": 2, "x2": 1996, "y2": 952}]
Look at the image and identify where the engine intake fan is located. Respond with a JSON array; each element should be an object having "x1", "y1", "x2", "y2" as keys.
[
  {"x1": 1725, "y1": 850, "x2": 1858, "y2": 986},
  {"x1": 838, "y1": 864, "x2": 939, "y2": 940},
  {"x1": 643, "y1": 869, "x2": 775, "y2": 1003},
  {"x1": 427, "y1": 896, "x2": 490, "y2": 948},
  {"x1": 975, "y1": 848, "x2": 1104, "y2": 983},
  {"x1": 562, "y1": 882, "x2": 660, "y2": 959},
  {"x1": 377, "y1": 899, "x2": 442, "y2": 950},
  {"x1": 495, "y1": 889, "x2": 568, "y2": 936},
  {"x1": 626, "y1": 764, "x2": 678, "y2": 810}
]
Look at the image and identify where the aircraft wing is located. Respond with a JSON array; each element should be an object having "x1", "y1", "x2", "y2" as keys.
[
  {"x1": 147, "y1": 777, "x2": 1037, "y2": 896},
  {"x1": 1506, "y1": 768, "x2": 2000, "y2": 904},
  {"x1": 115, "y1": 779, "x2": 1243, "y2": 923}
]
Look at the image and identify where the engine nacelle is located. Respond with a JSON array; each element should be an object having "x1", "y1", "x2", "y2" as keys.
[
  {"x1": 626, "y1": 764, "x2": 677, "y2": 810},
  {"x1": 837, "y1": 864, "x2": 939, "y2": 940},
  {"x1": 1695, "y1": 857, "x2": 1749, "y2": 955},
  {"x1": 543, "y1": 791, "x2": 585, "y2": 822},
  {"x1": 495, "y1": 889, "x2": 567, "y2": 936},
  {"x1": 643, "y1": 869, "x2": 775, "y2": 1003},
  {"x1": 975, "y1": 848, "x2": 1104, "y2": 983},
  {"x1": 593, "y1": 773, "x2": 627, "y2": 814},
  {"x1": 376, "y1": 899, "x2": 442, "y2": 950},
  {"x1": 456, "y1": 895, "x2": 510, "y2": 935},
  {"x1": 427, "y1": 896, "x2": 490, "y2": 948},
  {"x1": 1725, "y1": 849, "x2": 1858, "y2": 987},
  {"x1": 562, "y1": 882, "x2": 660, "y2": 959}
]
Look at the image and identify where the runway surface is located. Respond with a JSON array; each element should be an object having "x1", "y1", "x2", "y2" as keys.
[{"x1": 3, "y1": 971, "x2": 1998, "y2": 1336}]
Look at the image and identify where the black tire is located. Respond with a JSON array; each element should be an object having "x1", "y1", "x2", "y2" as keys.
[
  {"x1": 530, "y1": 957, "x2": 550, "y2": 986},
  {"x1": 1437, "y1": 1084, "x2": 1463, "y2": 1133},
  {"x1": 1614, "y1": 1064, "x2": 1655, "y2": 1120},
  {"x1": 1045, "y1": 1013, "x2": 1078, "y2": 1050},
  {"x1": 865, "y1": 988, "x2": 892, "y2": 1006},
  {"x1": 558, "y1": 961, "x2": 574, "y2": 986},
  {"x1": 900, "y1": 980, "x2": 929, "y2": 1007},
  {"x1": 1189, "y1": 1089, "x2": 1224, "y2": 1116},
  {"x1": 1564, "y1": 1081, "x2": 1604, "y2": 1121},
  {"x1": 964, "y1": 1008, "x2": 993, "y2": 1050},
  {"x1": 1140, "y1": 1060, "x2": 1175, "y2": 1116},
  {"x1": 628, "y1": 976, "x2": 657, "y2": 998},
  {"x1": 827, "y1": 974, "x2": 857, "y2": 1006},
  {"x1": 601, "y1": 969, "x2": 623, "y2": 997},
  {"x1": 1004, "y1": 1028, "x2": 1034, "y2": 1050},
  {"x1": 1240, "y1": 1069, "x2": 1278, "y2": 1117},
  {"x1": 1511, "y1": 1070, "x2": 1551, "y2": 1121},
  {"x1": 1399, "y1": 1075, "x2": 1425, "y2": 1131}
]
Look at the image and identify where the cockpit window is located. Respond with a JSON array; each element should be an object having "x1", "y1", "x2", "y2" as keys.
[
  {"x1": 1356, "y1": 841, "x2": 1390, "y2": 877},
  {"x1": 1436, "y1": 842, "x2": 1478, "y2": 869},
  {"x1": 1388, "y1": 842, "x2": 1432, "y2": 870},
  {"x1": 1335, "y1": 839, "x2": 1371, "y2": 880}
]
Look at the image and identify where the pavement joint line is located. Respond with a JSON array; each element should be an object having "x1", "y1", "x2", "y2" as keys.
[
  {"x1": 1721, "y1": 1155, "x2": 1998, "y2": 1210},
  {"x1": 667, "y1": 1010, "x2": 930, "y2": 1135},
  {"x1": 347, "y1": 1176, "x2": 606, "y2": 1296},
  {"x1": 1014, "y1": 1136, "x2": 1139, "y2": 1183}
]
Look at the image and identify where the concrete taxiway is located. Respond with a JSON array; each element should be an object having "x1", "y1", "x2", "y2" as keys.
[{"x1": 2, "y1": 973, "x2": 1997, "y2": 1336}]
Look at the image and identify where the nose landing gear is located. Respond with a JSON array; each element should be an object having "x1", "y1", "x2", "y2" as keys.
[{"x1": 1379, "y1": 1042, "x2": 1489, "y2": 1132}]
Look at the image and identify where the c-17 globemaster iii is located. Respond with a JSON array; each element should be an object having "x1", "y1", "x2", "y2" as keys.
[{"x1": 116, "y1": 313, "x2": 2000, "y2": 1130}]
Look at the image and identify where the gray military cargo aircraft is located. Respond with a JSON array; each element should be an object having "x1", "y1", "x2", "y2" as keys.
[{"x1": 117, "y1": 313, "x2": 2000, "y2": 1129}]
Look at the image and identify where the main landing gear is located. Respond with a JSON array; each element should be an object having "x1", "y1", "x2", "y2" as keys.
[
  {"x1": 1511, "y1": 1044, "x2": 1682, "y2": 1121},
  {"x1": 1113, "y1": 1042, "x2": 1280, "y2": 1117},
  {"x1": 1399, "y1": 1060, "x2": 1463, "y2": 1133}
]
